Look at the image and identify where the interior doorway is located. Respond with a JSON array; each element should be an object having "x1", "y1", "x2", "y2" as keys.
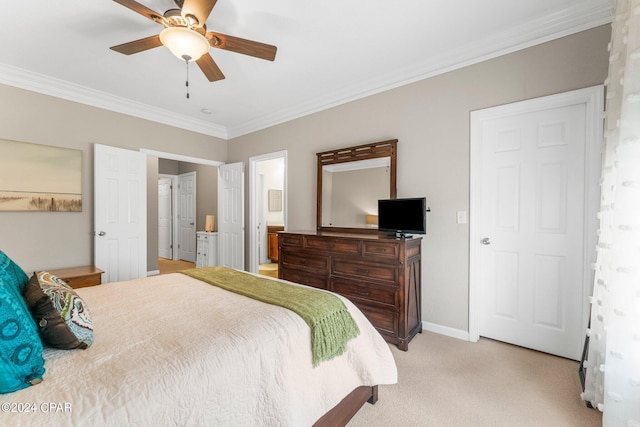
[
  {"x1": 157, "y1": 171, "x2": 198, "y2": 263},
  {"x1": 96, "y1": 147, "x2": 226, "y2": 278},
  {"x1": 248, "y1": 151, "x2": 287, "y2": 275},
  {"x1": 142, "y1": 148, "x2": 224, "y2": 276}
]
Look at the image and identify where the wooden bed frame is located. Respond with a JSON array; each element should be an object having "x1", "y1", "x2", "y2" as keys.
[{"x1": 313, "y1": 385, "x2": 378, "y2": 426}]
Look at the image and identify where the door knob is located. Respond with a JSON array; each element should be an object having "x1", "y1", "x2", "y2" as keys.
[
  {"x1": 481, "y1": 237, "x2": 491, "y2": 245},
  {"x1": 98, "y1": 231, "x2": 106, "y2": 236}
]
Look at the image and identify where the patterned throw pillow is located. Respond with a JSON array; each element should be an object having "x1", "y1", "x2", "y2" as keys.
[
  {"x1": 0, "y1": 250, "x2": 45, "y2": 393},
  {"x1": 23, "y1": 271, "x2": 93, "y2": 350}
]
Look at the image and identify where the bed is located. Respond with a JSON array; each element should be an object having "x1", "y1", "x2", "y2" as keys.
[{"x1": 0, "y1": 261, "x2": 397, "y2": 426}]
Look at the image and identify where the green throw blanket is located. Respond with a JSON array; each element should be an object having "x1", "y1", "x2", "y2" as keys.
[{"x1": 179, "y1": 267, "x2": 360, "y2": 367}]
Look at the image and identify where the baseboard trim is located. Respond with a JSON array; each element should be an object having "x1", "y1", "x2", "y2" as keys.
[
  {"x1": 422, "y1": 321, "x2": 470, "y2": 341},
  {"x1": 147, "y1": 270, "x2": 160, "y2": 277}
]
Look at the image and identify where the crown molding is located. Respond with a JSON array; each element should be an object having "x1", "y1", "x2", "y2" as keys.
[
  {"x1": 0, "y1": 63, "x2": 228, "y2": 139},
  {"x1": 0, "y1": 1, "x2": 612, "y2": 141},
  {"x1": 226, "y1": 1, "x2": 613, "y2": 138}
]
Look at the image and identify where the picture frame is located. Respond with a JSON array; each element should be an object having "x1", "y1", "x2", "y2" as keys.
[
  {"x1": 0, "y1": 139, "x2": 82, "y2": 212},
  {"x1": 268, "y1": 189, "x2": 282, "y2": 212}
]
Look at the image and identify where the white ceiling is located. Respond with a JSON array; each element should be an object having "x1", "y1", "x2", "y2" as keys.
[{"x1": 0, "y1": 0, "x2": 612, "y2": 139}]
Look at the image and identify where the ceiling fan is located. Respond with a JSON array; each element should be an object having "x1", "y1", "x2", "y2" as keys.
[{"x1": 110, "y1": 0, "x2": 277, "y2": 82}]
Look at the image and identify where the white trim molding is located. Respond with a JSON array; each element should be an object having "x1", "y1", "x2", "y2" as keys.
[
  {"x1": 423, "y1": 322, "x2": 470, "y2": 342},
  {"x1": 140, "y1": 149, "x2": 224, "y2": 167}
]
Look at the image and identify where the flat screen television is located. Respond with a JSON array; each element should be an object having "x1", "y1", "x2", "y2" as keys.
[{"x1": 378, "y1": 197, "x2": 427, "y2": 238}]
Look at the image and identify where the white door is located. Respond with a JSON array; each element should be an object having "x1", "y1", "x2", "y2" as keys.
[
  {"x1": 94, "y1": 144, "x2": 147, "y2": 283},
  {"x1": 218, "y1": 162, "x2": 244, "y2": 270},
  {"x1": 178, "y1": 172, "x2": 196, "y2": 262},
  {"x1": 469, "y1": 87, "x2": 602, "y2": 360},
  {"x1": 158, "y1": 177, "x2": 172, "y2": 259}
]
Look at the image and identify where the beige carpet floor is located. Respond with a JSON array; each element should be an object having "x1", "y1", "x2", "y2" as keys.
[{"x1": 348, "y1": 331, "x2": 602, "y2": 427}]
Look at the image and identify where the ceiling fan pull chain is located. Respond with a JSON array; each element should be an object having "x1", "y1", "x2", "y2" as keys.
[{"x1": 183, "y1": 55, "x2": 191, "y2": 99}]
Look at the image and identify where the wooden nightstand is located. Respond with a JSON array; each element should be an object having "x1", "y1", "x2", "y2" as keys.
[{"x1": 48, "y1": 266, "x2": 104, "y2": 289}]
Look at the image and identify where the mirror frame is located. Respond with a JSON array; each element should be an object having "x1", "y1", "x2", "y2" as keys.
[{"x1": 316, "y1": 139, "x2": 397, "y2": 233}]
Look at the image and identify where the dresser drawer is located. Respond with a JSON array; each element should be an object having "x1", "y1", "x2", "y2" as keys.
[
  {"x1": 332, "y1": 259, "x2": 397, "y2": 282},
  {"x1": 280, "y1": 268, "x2": 328, "y2": 290},
  {"x1": 280, "y1": 234, "x2": 303, "y2": 247},
  {"x1": 363, "y1": 241, "x2": 400, "y2": 260},
  {"x1": 63, "y1": 274, "x2": 102, "y2": 289},
  {"x1": 49, "y1": 266, "x2": 103, "y2": 289},
  {"x1": 304, "y1": 236, "x2": 360, "y2": 254},
  {"x1": 331, "y1": 277, "x2": 397, "y2": 307},
  {"x1": 354, "y1": 303, "x2": 398, "y2": 336},
  {"x1": 281, "y1": 251, "x2": 329, "y2": 271}
]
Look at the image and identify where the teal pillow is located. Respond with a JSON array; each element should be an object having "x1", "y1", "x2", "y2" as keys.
[
  {"x1": 0, "y1": 250, "x2": 29, "y2": 294},
  {"x1": 0, "y1": 251, "x2": 45, "y2": 393}
]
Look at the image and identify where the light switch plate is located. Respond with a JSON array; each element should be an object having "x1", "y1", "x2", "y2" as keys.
[{"x1": 456, "y1": 211, "x2": 467, "y2": 224}]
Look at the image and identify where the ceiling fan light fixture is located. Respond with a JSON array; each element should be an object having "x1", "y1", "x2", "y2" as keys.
[{"x1": 159, "y1": 26, "x2": 209, "y2": 62}]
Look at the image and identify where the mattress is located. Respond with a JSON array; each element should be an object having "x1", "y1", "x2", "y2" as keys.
[{"x1": 0, "y1": 272, "x2": 397, "y2": 426}]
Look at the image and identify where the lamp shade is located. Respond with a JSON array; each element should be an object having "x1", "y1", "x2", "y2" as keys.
[
  {"x1": 205, "y1": 215, "x2": 216, "y2": 232},
  {"x1": 365, "y1": 215, "x2": 378, "y2": 226},
  {"x1": 159, "y1": 27, "x2": 210, "y2": 62}
]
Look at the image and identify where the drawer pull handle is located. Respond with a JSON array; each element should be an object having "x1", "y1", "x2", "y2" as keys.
[
  {"x1": 355, "y1": 268, "x2": 369, "y2": 274},
  {"x1": 354, "y1": 290, "x2": 370, "y2": 296}
]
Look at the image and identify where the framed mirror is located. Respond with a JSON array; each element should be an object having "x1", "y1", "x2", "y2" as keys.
[{"x1": 317, "y1": 139, "x2": 397, "y2": 233}]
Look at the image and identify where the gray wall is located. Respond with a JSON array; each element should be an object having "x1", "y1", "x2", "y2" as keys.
[
  {"x1": 227, "y1": 26, "x2": 611, "y2": 334},
  {"x1": 0, "y1": 85, "x2": 227, "y2": 274}
]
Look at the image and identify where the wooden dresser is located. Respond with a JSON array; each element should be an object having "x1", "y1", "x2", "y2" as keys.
[{"x1": 278, "y1": 231, "x2": 422, "y2": 350}]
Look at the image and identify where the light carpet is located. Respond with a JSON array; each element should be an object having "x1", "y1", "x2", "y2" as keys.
[{"x1": 348, "y1": 331, "x2": 601, "y2": 427}]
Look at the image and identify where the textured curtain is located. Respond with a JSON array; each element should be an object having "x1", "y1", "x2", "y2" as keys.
[{"x1": 581, "y1": 0, "x2": 640, "y2": 425}]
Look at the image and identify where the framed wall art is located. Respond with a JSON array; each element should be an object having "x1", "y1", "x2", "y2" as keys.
[{"x1": 0, "y1": 139, "x2": 82, "y2": 212}]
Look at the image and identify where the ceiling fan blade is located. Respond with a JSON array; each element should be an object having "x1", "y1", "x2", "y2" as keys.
[
  {"x1": 112, "y1": 0, "x2": 165, "y2": 24},
  {"x1": 110, "y1": 35, "x2": 163, "y2": 55},
  {"x1": 207, "y1": 32, "x2": 277, "y2": 61},
  {"x1": 196, "y1": 54, "x2": 225, "y2": 82},
  {"x1": 181, "y1": 0, "x2": 217, "y2": 27}
]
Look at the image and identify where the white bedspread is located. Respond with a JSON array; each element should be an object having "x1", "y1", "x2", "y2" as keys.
[{"x1": 1, "y1": 273, "x2": 397, "y2": 426}]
